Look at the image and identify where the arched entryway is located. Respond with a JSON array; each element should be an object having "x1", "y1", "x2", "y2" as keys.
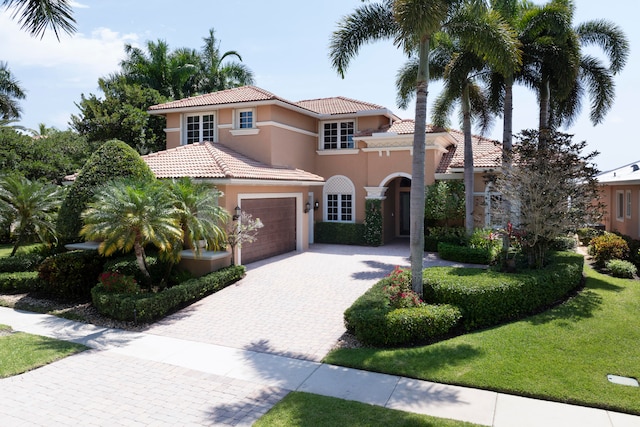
[{"x1": 374, "y1": 173, "x2": 411, "y2": 243}]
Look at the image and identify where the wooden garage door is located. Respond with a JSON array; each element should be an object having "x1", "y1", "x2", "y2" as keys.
[{"x1": 241, "y1": 198, "x2": 296, "y2": 264}]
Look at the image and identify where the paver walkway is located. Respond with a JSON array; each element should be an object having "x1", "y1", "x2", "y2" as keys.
[{"x1": 1, "y1": 242, "x2": 639, "y2": 426}]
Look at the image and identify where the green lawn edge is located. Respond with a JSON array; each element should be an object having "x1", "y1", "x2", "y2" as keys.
[{"x1": 324, "y1": 265, "x2": 640, "y2": 415}]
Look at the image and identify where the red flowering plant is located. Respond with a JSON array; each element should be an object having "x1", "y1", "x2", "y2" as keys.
[
  {"x1": 98, "y1": 271, "x2": 139, "y2": 294},
  {"x1": 382, "y1": 266, "x2": 423, "y2": 309}
]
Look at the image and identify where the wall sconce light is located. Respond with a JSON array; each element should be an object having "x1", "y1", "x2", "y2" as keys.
[
  {"x1": 314, "y1": 200, "x2": 319, "y2": 211},
  {"x1": 233, "y1": 206, "x2": 241, "y2": 221},
  {"x1": 304, "y1": 202, "x2": 311, "y2": 213}
]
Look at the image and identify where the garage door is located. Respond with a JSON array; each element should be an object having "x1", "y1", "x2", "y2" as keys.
[{"x1": 240, "y1": 197, "x2": 296, "y2": 264}]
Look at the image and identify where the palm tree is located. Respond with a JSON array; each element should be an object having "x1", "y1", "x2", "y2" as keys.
[
  {"x1": 0, "y1": 174, "x2": 62, "y2": 256},
  {"x1": 166, "y1": 177, "x2": 229, "y2": 257},
  {"x1": 0, "y1": 61, "x2": 26, "y2": 120},
  {"x1": 80, "y1": 179, "x2": 183, "y2": 281},
  {"x1": 196, "y1": 28, "x2": 255, "y2": 93},
  {"x1": 28, "y1": 122, "x2": 56, "y2": 137},
  {"x1": 2, "y1": 0, "x2": 75, "y2": 39},
  {"x1": 397, "y1": 6, "x2": 521, "y2": 234}
]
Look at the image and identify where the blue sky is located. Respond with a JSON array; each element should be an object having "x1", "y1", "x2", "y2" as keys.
[{"x1": 1, "y1": 0, "x2": 636, "y2": 172}]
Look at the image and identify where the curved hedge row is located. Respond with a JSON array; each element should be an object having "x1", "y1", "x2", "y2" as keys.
[
  {"x1": 344, "y1": 279, "x2": 462, "y2": 347},
  {"x1": 424, "y1": 251, "x2": 584, "y2": 330},
  {"x1": 0, "y1": 271, "x2": 42, "y2": 293},
  {"x1": 92, "y1": 265, "x2": 245, "y2": 323}
]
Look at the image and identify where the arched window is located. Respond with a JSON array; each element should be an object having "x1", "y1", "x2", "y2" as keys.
[{"x1": 324, "y1": 175, "x2": 355, "y2": 222}]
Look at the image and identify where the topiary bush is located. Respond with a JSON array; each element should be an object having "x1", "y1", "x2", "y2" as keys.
[
  {"x1": 0, "y1": 271, "x2": 42, "y2": 293},
  {"x1": 56, "y1": 139, "x2": 156, "y2": 244},
  {"x1": 363, "y1": 199, "x2": 383, "y2": 246},
  {"x1": 424, "y1": 227, "x2": 466, "y2": 252},
  {"x1": 38, "y1": 250, "x2": 106, "y2": 301},
  {"x1": 588, "y1": 232, "x2": 629, "y2": 267},
  {"x1": 0, "y1": 253, "x2": 44, "y2": 272},
  {"x1": 315, "y1": 222, "x2": 366, "y2": 245},
  {"x1": 423, "y1": 251, "x2": 584, "y2": 330},
  {"x1": 91, "y1": 265, "x2": 245, "y2": 323},
  {"x1": 437, "y1": 242, "x2": 498, "y2": 265},
  {"x1": 605, "y1": 259, "x2": 637, "y2": 279}
]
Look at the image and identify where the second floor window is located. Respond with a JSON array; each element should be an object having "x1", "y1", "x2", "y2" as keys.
[
  {"x1": 186, "y1": 113, "x2": 215, "y2": 144},
  {"x1": 239, "y1": 110, "x2": 253, "y2": 129},
  {"x1": 323, "y1": 121, "x2": 354, "y2": 150}
]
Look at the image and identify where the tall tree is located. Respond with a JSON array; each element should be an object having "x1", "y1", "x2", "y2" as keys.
[
  {"x1": 1, "y1": 0, "x2": 75, "y2": 39},
  {"x1": 0, "y1": 61, "x2": 26, "y2": 119},
  {"x1": 196, "y1": 28, "x2": 255, "y2": 93},
  {"x1": 0, "y1": 174, "x2": 63, "y2": 256}
]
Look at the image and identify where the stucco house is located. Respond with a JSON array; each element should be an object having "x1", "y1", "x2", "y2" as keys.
[
  {"x1": 597, "y1": 161, "x2": 640, "y2": 238},
  {"x1": 144, "y1": 85, "x2": 503, "y2": 265}
]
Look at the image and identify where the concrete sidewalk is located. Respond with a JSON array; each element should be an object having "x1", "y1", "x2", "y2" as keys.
[{"x1": 1, "y1": 307, "x2": 639, "y2": 427}]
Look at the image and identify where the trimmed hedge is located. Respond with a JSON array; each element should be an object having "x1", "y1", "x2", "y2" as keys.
[
  {"x1": 38, "y1": 250, "x2": 106, "y2": 301},
  {"x1": 315, "y1": 222, "x2": 366, "y2": 245},
  {"x1": 0, "y1": 253, "x2": 44, "y2": 272},
  {"x1": 437, "y1": 242, "x2": 497, "y2": 265},
  {"x1": 344, "y1": 278, "x2": 462, "y2": 346},
  {"x1": 423, "y1": 251, "x2": 584, "y2": 330},
  {"x1": 91, "y1": 265, "x2": 245, "y2": 323},
  {"x1": 424, "y1": 227, "x2": 466, "y2": 252},
  {"x1": 0, "y1": 271, "x2": 42, "y2": 293}
]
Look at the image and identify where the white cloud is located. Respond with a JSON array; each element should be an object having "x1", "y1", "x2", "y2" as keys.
[{"x1": 69, "y1": 1, "x2": 89, "y2": 8}]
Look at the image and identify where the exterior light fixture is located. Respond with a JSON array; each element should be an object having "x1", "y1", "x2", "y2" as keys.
[
  {"x1": 314, "y1": 200, "x2": 319, "y2": 210},
  {"x1": 233, "y1": 206, "x2": 241, "y2": 221},
  {"x1": 304, "y1": 202, "x2": 311, "y2": 213}
]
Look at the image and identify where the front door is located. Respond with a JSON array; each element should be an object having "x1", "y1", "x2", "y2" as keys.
[{"x1": 400, "y1": 191, "x2": 410, "y2": 236}]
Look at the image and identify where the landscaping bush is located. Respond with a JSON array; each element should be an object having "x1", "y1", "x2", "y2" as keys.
[
  {"x1": 588, "y1": 232, "x2": 629, "y2": 267},
  {"x1": 97, "y1": 272, "x2": 140, "y2": 294},
  {"x1": 423, "y1": 251, "x2": 584, "y2": 330},
  {"x1": 550, "y1": 235, "x2": 577, "y2": 251},
  {"x1": 38, "y1": 250, "x2": 105, "y2": 301},
  {"x1": 0, "y1": 253, "x2": 44, "y2": 272},
  {"x1": 0, "y1": 271, "x2": 42, "y2": 293},
  {"x1": 437, "y1": 242, "x2": 498, "y2": 265},
  {"x1": 363, "y1": 199, "x2": 383, "y2": 246},
  {"x1": 605, "y1": 259, "x2": 637, "y2": 279},
  {"x1": 91, "y1": 265, "x2": 245, "y2": 323},
  {"x1": 344, "y1": 277, "x2": 462, "y2": 347},
  {"x1": 102, "y1": 255, "x2": 173, "y2": 286},
  {"x1": 57, "y1": 139, "x2": 156, "y2": 244},
  {"x1": 315, "y1": 222, "x2": 366, "y2": 245},
  {"x1": 576, "y1": 227, "x2": 603, "y2": 246},
  {"x1": 424, "y1": 227, "x2": 466, "y2": 252}
]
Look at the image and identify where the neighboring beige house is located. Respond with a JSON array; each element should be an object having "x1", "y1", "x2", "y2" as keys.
[
  {"x1": 597, "y1": 161, "x2": 640, "y2": 238},
  {"x1": 145, "y1": 85, "x2": 503, "y2": 264}
]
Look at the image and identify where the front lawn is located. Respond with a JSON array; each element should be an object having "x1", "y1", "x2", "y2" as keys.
[
  {"x1": 325, "y1": 265, "x2": 640, "y2": 415},
  {"x1": 0, "y1": 324, "x2": 87, "y2": 377},
  {"x1": 0, "y1": 243, "x2": 42, "y2": 258},
  {"x1": 255, "y1": 392, "x2": 481, "y2": 427}
]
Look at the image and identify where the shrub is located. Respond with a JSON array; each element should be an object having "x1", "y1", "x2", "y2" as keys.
[
  {"x1": 57, "y1": 139, "x2": 156, "y2": 243},
  {"x1": 38, "y1": 250, "x2": 105, "y2": 301},
  {"x1": 588, "y1": 232, "x2": 629, "y2": 267},
  {"x1": 102, "y1": 255, "x2": 171, "y2": 287},
  {"x1": 382, "y1": 267, "x2": 422, "y2": 309},
  {"x1": 315, "y1": 222, "x2": 366, "y2": 245},
  {"x1": 550, "y1": 235, "x2": 577, "y2": 251},
  {"x1": 0, "y1": 271, "x2": 42, "y2": 293},
  {"x1": 98, "y1": 272, "x2": 139, "y2": 294},
  {"x1": 577, "y1": 227, "x2": 603, "y2": 246},
  {"x1": 344, "y1": 277, "x2": 462, "y2": 346},
  {"x1": 423, "y1": 251, "x2": 584, "y2": 330},
  {"x1": 91, "y1": 265, "x2": 245, "y2": 323},
  {"x1": 363, "y1": 199, "x2": 383, "y2": 246},
  {"x1": 0, "y1": 253, "x2": 44, "y2": 272},
  {"x1": 424, "y1": 227, "x2": 466, "y2": 252},
  {"x1": 605, "y1": 259, "x2": 637, "y2": 279},
  {"x1": 437, "y1": 242, "x2": 498, "y2": 265}
]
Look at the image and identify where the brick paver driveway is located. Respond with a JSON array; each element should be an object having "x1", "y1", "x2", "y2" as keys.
[{"x1": 144, "y1": 242, "x2": 417, "y2": 361}]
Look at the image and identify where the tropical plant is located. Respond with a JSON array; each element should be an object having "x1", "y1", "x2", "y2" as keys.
[
  {"x1": 80, "y1": 179, "x2": 183, "y2": 282},
  {"x1": 0, "y1": 174, "x2": 63, "y2": 256},
  {"x1": 195, "y1": 28, "x2": 255, "y2": 93},
  {"x1": 165, "y1": 177, "x2": 229, "y2": 258},
  {"x1": 1, "y1": 0, "x2": 75, "y2": 39},
  {"x1": 0, "y1": 61, "x2": 26, "y2": 119}
]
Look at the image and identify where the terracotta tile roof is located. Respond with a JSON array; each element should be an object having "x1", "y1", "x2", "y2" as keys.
[
  {"x1": 141, "y1": 142, "x2": 324, "y2": 182},
  {"x1": 436, "y1": 130, "x2": 502, "y2": 173},
  {"x1": 148, "y1": 86, "x2": 301, "y2": 111},
  {"x1": 295, "y1": 96, "x2": 385, "y2": 115},
  {"x1": 355, "y1": 119, "x2": 447, "y2": 137}
]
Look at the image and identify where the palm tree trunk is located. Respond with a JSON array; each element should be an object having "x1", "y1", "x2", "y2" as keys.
[
  {"x1": 409, "y1": 37, "x2": 430, "y2": 296},
  {"x1": 133, "y1": 242, "x2": 151, "y2": 282},
  {"x1": 502, "y1": 76, "x2": 514, "y2": 250},
  {"x1": 539, "y1": 73, "x2": 550, "y2": 147},
  {"x1": 462, "y1": 84, "x2": 474, "y2": 235}
]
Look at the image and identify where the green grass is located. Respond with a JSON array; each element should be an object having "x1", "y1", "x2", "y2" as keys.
[
  {"x1": 0, "y1": 324, "x2": 87, "y2": 377},
  {"x1": 255, "y1": 392, "x2": 481, "y2": 427},
  {"x1": 325, "y1": 265, "x2": 640, "y2": 415},
  {"x1": 0, "y1": 243, "x2": 42, "y2": 258}
]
